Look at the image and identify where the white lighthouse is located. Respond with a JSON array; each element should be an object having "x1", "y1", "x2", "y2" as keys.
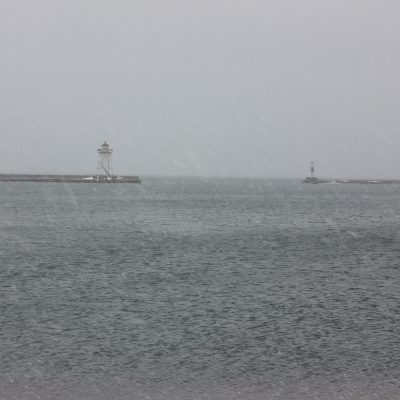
[{"x1": 97, "y1": 141, "x2": 113, "y2": 181}]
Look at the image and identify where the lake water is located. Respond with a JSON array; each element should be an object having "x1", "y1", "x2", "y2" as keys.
[{"x1": 1, "y1": 178, "x2": 400, "y2": 399}]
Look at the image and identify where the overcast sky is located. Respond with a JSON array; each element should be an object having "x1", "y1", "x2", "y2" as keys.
[{"x1": 1, "y1": 0, "x2": 400, "y2": 178}]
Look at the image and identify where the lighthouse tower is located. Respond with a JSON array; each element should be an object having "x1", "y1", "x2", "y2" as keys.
[
  {"x1": 97, "y1": 141, "x2": 113, "y2": 181},
  {"x1": 310, "y1": 161, "x2": 315, "y2": 178}
]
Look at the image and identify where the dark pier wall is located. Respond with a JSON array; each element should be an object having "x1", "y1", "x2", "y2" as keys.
[
  {"x1": 0, "y1": 174, "x2": 141, "y2": 183},
  {"x1": 302, "y1": 176, "x2": 400, "y2": 184}
]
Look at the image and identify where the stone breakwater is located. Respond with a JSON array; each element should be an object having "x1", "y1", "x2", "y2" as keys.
[
  {"x1": 302, "y1": 176, "x2": 400, "y2": 184},
  {"x1": 0, "y1": 174, "x2": 141, "y2": 183}
]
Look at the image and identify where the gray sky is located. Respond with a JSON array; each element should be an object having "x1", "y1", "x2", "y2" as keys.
[{"x1": 1, "y1": 0, "x2": 400, "y2": 178}]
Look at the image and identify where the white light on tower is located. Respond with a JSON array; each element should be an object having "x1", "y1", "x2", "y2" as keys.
[{"x1": 97, "y1": 141, "x2": 113, "y2": 180}]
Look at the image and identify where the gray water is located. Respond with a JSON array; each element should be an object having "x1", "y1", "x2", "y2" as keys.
[{"x1": 1, "y1": 178, "x2": 400, "y2": 399}]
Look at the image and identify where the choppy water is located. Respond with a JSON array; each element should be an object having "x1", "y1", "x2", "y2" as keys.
[{"x1": 1, "y1": 178, "x2": 400, "y2": 399}]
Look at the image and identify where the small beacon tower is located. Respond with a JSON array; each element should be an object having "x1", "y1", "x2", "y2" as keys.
[
  {"x1": 310, "y1": 161, "x2": 315, "y2": 178},
  {"x1": 97, "y1": 141, "x2": 113, "y2": 181},
  {"x1": 302, "y1": 161, "x2": 319, "y2": 183}
]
